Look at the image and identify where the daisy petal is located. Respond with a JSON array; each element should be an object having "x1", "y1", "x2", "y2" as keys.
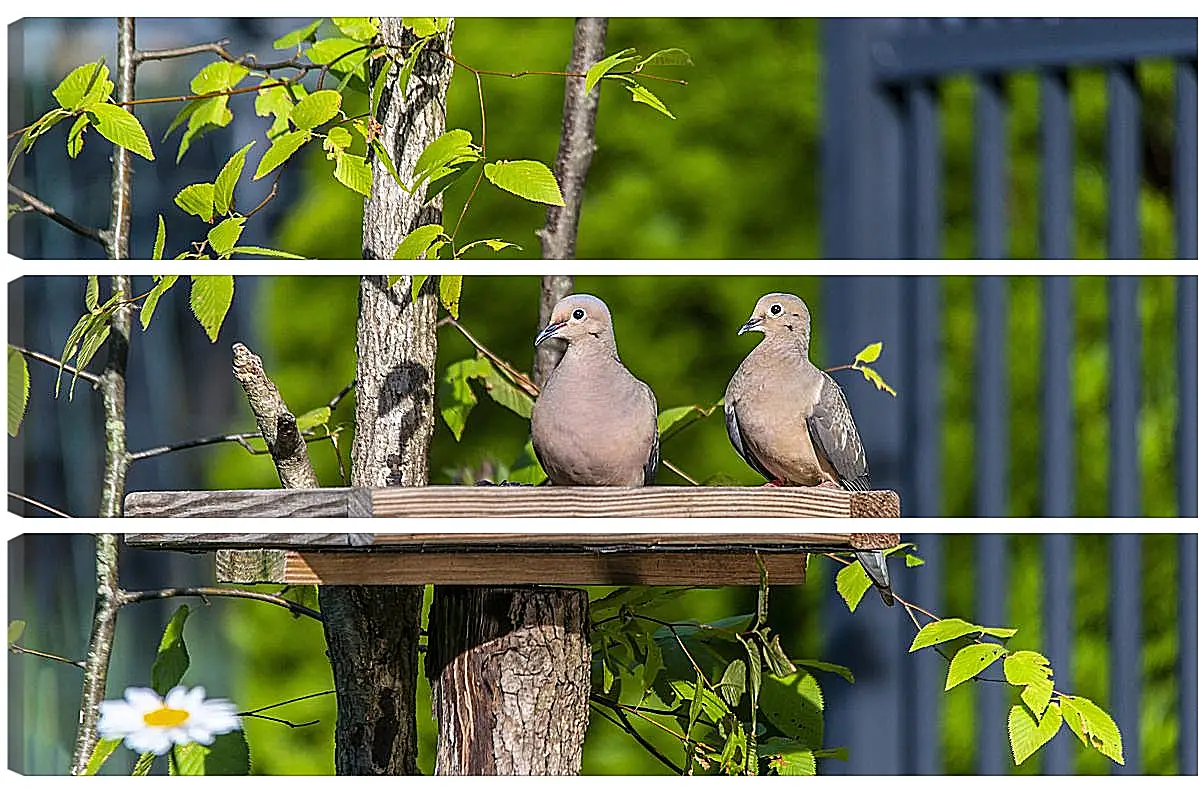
[{"x1": 123, "y1": 687, "x2": 164, "y2": 714}]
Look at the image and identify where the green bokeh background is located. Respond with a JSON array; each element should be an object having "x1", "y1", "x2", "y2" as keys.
[{"x1": 11, "y1": 18, "x2": 1192, "y2": 776}]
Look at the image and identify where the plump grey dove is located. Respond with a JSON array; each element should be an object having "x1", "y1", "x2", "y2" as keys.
[
  {"x1": 531, "y1": 294, "x2": 660, "y2": 487},
  {"x1": 725, "y1": 292, "x2": 892, "y2": 605}
]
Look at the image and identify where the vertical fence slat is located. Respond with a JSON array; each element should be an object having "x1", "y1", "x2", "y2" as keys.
[
  {"x1": 908, "y1": 82, "x2": 941, "y2": 258},
  {"x1": 975, "y1": 75, "x2": 1007, "y2": 258},
  {"x1": 1176, "y1": 60, "x2": 1197, "y2": 258},
  {"x1": 1179, "y1": 276, "x2": 1198, "y2": 775},
  {"x1": 1107, "y1": 64, "x2": 1140, "y2": 257},
  {"x1": 1181, "y1": 534, "x2": 1198, "y2": 775},
  {"x1": 1041, "y1": 276, "x2": 1074, "y2": 774},
  {"x1": 1039, "y1": 70, "x2": 1073, "y2": 258}
]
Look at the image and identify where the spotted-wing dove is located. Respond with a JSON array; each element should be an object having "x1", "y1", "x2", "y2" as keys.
[
  {"x1": 531, "y1": 294, "x2": 659, "y2": 487},
  {"x1": 725, "y1": 292, "x2": 892, "y2": 605}
]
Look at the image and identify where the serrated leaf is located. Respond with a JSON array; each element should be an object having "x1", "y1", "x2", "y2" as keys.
[
  {"x1": 214, "y1": 141, "x2": 256, "y2": 216},
  {"x1": 174, "y1": 183, "x2": 216, "y2": 222},
  {"x1": 84, "y1": 275, "x2": 100, "y2": 312},
  {"x1": 254, "y1": 130, "x2": 310, "y2": 180},
  {"x1": 439, "y1": 357, "x2": 489, "y2": 440},
  {"x1": 307, "y1": 38, "x2": 369, "y2": 80},
  {"x1": 273, "y1": 19, "x2": 323, "y2": 49},
  {"x1": 1059, "y1": 695, "x2": 1124, "y2": 764},
  {"x1": 1004, "y1": 650, "x2": 1053, "y2": 686},
  {"x1": 333, "y1": 17, "x2": 378, "y2": 41},
  {"x1": 909, "y1": 618, "x2": 984, "y2": 652},
  {"x1": 86, "y1": 103, "x2": 155, "y2": 161},
  {"x1": 131, "y1": 750, "x2": 156, "y2": 775},
  {"x1": 482, "y1": 365, "x2": 534, "y2": 419},
  {"x1": 397, "y1": 37, "x2": 429, "y2": 100},
  {"x1": 403, "y1": 18, "x2": 445, "y2": 38},
  {"x1": 189, "y1": 276, "x2": 235, "y2": 342},
  {"x1": 768, "y1": 746, "x2": 817, "y2": 776},
  {"x1": 254, "y1": 85, "x2": 294, "y2": 138},
  {"x1": 854, "y1": 342, "x2": 883, "y2": 364},
  {"x1": 484, "y1": 160, "x2": 565, "y2": 206},
  {"x1": 291, "y1": 89, "x2": 342, "y2": 130},
  {"x1": 835, "y1": 560, "x2": 871, "y2": 612},
  {"x1": 176, "y1": 97, "x2": 232, "y2": 163},
  {"x1": 1009, "y1": 701, "x2": 1062, "y2": 765},
  {"x1": 1022, "y1": 681, "x2": 1055, "y2": 720},
  {"x1": 439, "y1": 275, "x2": 462, "y2": 318},
  {"x1": 207, "y1": 217, "x2": 246, "y2": 257},
  {"x1": 858, "y1": 365, "x2": 898, "y2": 397},
  {"x1": 152, "y1": 215, "x2": 166, "y2": 260},
  {"x1": 191, "y1": 62, "x2": 249, "y2": 95},
  {"x1": 150, "y1": 605, "x2": 191, "y2": 695},
  {"x1": 393, "y1": 224, "x2": 444, "y2": 259},
  {"x1": 69, "y1": 319, "x2": 111, "y2": 401},
  {"x1": 759, "y1": 669, "x2": 823, "y2": 748},
  {"x1": 719, "y1": 659, "x2": 747, "y2": 707},
  {"x1": 7, "y1": 619, "x2": 26, "y2": 644},
  {"x1": 946, "y1": 643, "x2": 1007, "y2": 690},
  {"x1": 228, "y1": 246, "x2": 306, "y2": 259},
  {"x1": 324, "y1": 126, "x2": 352, "y2": 155},
  {"x1": 980, "y1": 625, "x2": 1019, "y2": 639},
  {"x1": 333, "y1": 152, "x2": 372, "y2": 197},
  {"x1": 413, "y1": 129, "x2": 478, "y2": 189},
  {"x1": 456, "y1": 238, "x2": 521, "y2": 257},
  {"x1": 83, "y1": 737, "x2": 121, "y2": 775},
  {"x1": 906, "y1": 553, "x2": 925, "y2": 567},
  {"x1": 793, "y1": 659, "x2": 854, "y2": 684},
  {"x1": 53, "y1": 61, "x2": 111, "y2": 110},
  {"x1": 55, "y1": 310, "x2": 103, "y2": 398},
  {"x1": 140, "y1": 275, "x2": 178, "y2": 330},
  {"x1": 294, "y1": 406, "x2": 331, "y2": 430},
  {"x1": 585, "y1": 48, "x2": 637, "y2": 95},
  {"x1": 406, "y1": 275, "x2": 425, "y2": 294},
  {"x1": 170, "y1": 730, "x2": 250, "y2": 776},
  {"x1": 626, "y1": 82, "x2": 675, "y2": 119},
  {"x1": 634, "y1": 48, "x2": 694, "y2": 71},
  {"x1": 66, "y1": 114, "x2": 88, "y2": 158}
]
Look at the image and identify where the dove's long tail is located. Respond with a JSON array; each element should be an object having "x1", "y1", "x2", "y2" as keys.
[{"x1": 857, "y1": 550, "x2": 895, "y2": 606}]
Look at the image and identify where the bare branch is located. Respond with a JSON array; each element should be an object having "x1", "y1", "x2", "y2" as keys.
[
  {"x1": 69, "y1": 534, "x2": 121, "y2": 775},
  {"x1": 9, "y1": 344, "x2": 102, "y2": 386},
  {"x1": 128, "y1": 431, "x2": 264, "y2": 462},
  {"x1": 231, "y1": 342, "x2": 320, "y2": 489},
  {"x1": 9, "y1": 642, "x2": 85, "y2": 669},
  {"x1": 440, "y1": 316, "x2": 540, "y2": 397},
  {"x1": 8, "y1": 184, "x2": 106, "y2": 248},
  {"x1": 239, "y1": 689, "x2": 336, "y2": 716},
  {"x1": 7, "y1": 491, "x2": 73, "y2": 518},
  {"x1": 122, "y1": 586, "x2": 323, "y2": 622}
]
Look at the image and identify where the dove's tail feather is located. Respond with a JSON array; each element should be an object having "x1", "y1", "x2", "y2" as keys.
[{"x1": 857, "y1": 550, "x2": 895, "y2": 606}]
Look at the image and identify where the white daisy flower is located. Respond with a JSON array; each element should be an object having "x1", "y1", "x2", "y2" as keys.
[{"x1": 98, "y1": 685, "x2": 242, "y2": 756}]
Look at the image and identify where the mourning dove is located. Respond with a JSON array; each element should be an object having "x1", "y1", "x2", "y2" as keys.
[
  {"x1": 725, "y1": 292, "x2": 892, "y2": 605},
  {"x1": 531, "y1": 294, "x2": 660, "y2": 487}
]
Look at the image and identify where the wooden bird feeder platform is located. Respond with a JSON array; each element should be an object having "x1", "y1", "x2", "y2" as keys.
[{"x1": 123, "y1": 486, "x2": 900, "y2": 586}]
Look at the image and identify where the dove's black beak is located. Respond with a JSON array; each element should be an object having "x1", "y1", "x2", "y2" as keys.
[
  {"x1": 534, "y1": 321, "x2": 567, "y2": 348},
  {"x1": 738, "y1": 317, "x2": 764, "y2": 336}
]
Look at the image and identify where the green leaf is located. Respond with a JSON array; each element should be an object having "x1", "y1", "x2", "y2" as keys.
[
  {"x1": 455, "y1": 238, "x2": 521, "y2": 257},
  {"x1": 656, "y1": 404, "x2": 716, "y2": 437},
  {"x1": 1059, "y1": 695, "x2": 1124, "y2": 765},
  {"x1": 439, "y1": 275, "x2": 462, "y2": 318},
  {"x1": 176, "y1": 97, "x2": 233, "y2": 163},
  {"x1": 152, "y1": 215, "x2": 166, "y2": 260},
  {"x1": 719, "y1": 659, "x2": 746, "y2": 707},
  {"x1": 294, "y1": 406, "x2": 331, "y2": 430},
  {"x1": 408, "y1": 275, "x2": 426, "y2": 295},
  {"x1": 207, "y1": 217, "x2": 246, "y2": 257},
  {"x1": 854, "y1": 342, "x2": 883, "y2": 364},
  {"x1": 174, "y1": 182, "x2": 216, "y2": 222},
  {"x1": 397, "y1": 37, "x2": 429, "y2": 100},
  {"x1": 170, "y1": 730, "x2": 251, "y2": 776},
  {"x1": 273, "y1": 19, "x2": 323, "y2": 49},
  {"x1": 481, "y1": 364, "x2": 534, "y2": 419},
  {"x1": 324, "y1": 126, "x2": 352, "y2": 155},
  {"x1": 858, "y1": 365, "x2": 898, "y2": 397},
  {"x1": 1009, "y1": 701, "x2": 1062, "y2": 766},
  {"x1": 140, "y1": 275, "x2": 179, "y2": 330},
  {"x1": 83, "y1": 738, "x2": 121, "y2": 775},
  {"x1": 946, "y1": 643, "x2": 1007, "y2": 690},
  {"x1": 131, "y1": 750, "x2": 156, "y2": 776},
  {"x1": 333, "y1": 17, "x2": 378, "y2": 41},
  {"x1": 55, "y1": 310, "x2": 107, "y2": 398},
  {"x1": 585, "y1": 48, "x2": 637, "y2": 95},
  {"x1": 439, "y1": 357, "x2": 489, "y2": 440},
  {"x1": 7, "y1": 619, "x2": 26, "y2": 644},
  {"x1": 69, "y1": 317, "x2": 111, "y2": 401},
  {"x1": 307, "y1": 38, "x2": 369, "y2": 80},
  {"x1": 763, "y1": 744, "x2": 816, "y2": 776},
  {"x1": 393, "y1": 224, "x2": 444, "y2": 259},
  {"x1": 190, "y1": 61, "x2": 249, "y2": 95},
  {"x1": 759, "y1": 669, "x2": 823, "y2": 748},
  {"x1": 292, "y1": 89, "x2": 342, "y2": 130},
  {"x1": 507, "y1": 438, "x2": 547, "y2": 485},
  {"x1": 214, "y1": 141, "x2": 256, "y2": 216},
  {"x1": 53, "y1": 61, "x2": 112, "y2": 110},
  {"x1": 813, "y1": 747, "x2": 849, "y2": 761},
  {"x1": 980, "y1": 625, "x2": 1019, "y2": 639},
  {"x1": 66, "y1": 114, "x2": 89, "y2": 158},
  {"x1": 369, "y1": 139, "x2": 406, "y2": 192},
  {"x1": 1022, "y1": 681, "x2": 1055, "y2": 721},
  {"x1": 86, "y1": 103, "x2": 155, "y2": 161},
  {"x1": 413, "y1": 129, "x2": 479, "y2": 189},
  {"x1": 333, "y1": 152, "x2": 372, "y2": 197},
  {"x1": 254, "y1": 130, "x2": 310, "y2": 180},
  {"x1": 484, "y1": 160, "x2": 565, "y2": 206},
  {"x1": 254, "y1": 85, "x2": 295, "y2": 139},
  {"x1": 906, "y1": 552, "x2": 925, "y2": 567},
  {"x1": 228, "y1": 246, "x2": 306, "y2": 259},
  {"x1": 834, "y1": 560, "x2": 871, "y2": 612},
  {"x1": 189, "y1": 276, "x2": 235, "y2": 342},
  {"x1": 403, "y1": 18, "x2": 447, "y2": 38},
  {"x1": 909, "y1": 618, "x2": 984, "y2": 652},
  {"x1": 1004, "y1": 650, "x2": 1053, "y2": 686},
  {"x1": 150, "y1": 604, "x2": 191, "y2": 695},
  {"x1": 634, "y1": 48, "x2": 694, "y2": 71},
  {"x1": 85, "y1": 275, "x2": 100, "y2": 311},
  {"x1": 793, "y1": 659, "x2": 854, "y2": 684},
  {"x1": 626, "y1": 81, "x2": 675, "y2": 119}
]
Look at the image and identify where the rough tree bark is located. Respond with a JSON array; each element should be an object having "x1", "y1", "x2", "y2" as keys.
[
  {"x1": 318, "y1": 17, "x2": 454, "y2": 775},
  {"x1": 425, "y1": 18, "x2": 608, "y2": 776}
]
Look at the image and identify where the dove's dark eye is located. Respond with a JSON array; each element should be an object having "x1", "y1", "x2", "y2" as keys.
[
  {"x1": 769, "y1": 303, "x2": 783, "y2": 316},
  {"x1": 572, "y1": 308, "x2": 586, "y2": 320}
]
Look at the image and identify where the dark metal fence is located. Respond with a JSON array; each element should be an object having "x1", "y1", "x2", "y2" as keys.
[{"x1": 819, "y1": 18, "x2": 1198, "y2": 776}]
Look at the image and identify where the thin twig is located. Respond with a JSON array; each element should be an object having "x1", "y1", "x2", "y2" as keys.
[
  {"x1": 127, "y1": 431, "x2": 264, "y2": 462},
  {"x1": 242, "y1": 175, "x2": 280, "y2": 219},
  {"x1": 121, "y1": 587, "x2": 323, "y2": 622},
  {"x1": 327, "y1": 379, "x2": 356, "y2": 411},
  {"x1": 439, "y1": 316, "x2": 540, "y2": 396},
  {"x1": 449, "y1": 69, "x2": 487, "y2": 244},
  {"x1": 591, "y1": 702, "x2": 684, "y2": 774},
  {"x1": 239, "y1": 689, "x2": 336, "y2": 716},
  {"x1": 7, "y1": 491, "x2": 72, "y2": 518},
  {"x1": 9, "y1": 642, "x2": 85, "y2": 669},
  {"x1": 8, "y1": 184, "x2": 106, "y2": 247},
  {"x1": 436, "y1": 49, "x2": 687, "y2": 86},
  {"x1": 239, "y1": 712, "x2": 320, "y2": 729},
  {"x1": 663, "y1": 458, "x2": 700, "y2": 486}
]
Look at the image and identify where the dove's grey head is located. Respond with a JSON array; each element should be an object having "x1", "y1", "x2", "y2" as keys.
[
  {"x1": 534, "y1": 294, "x2": 617, "y2": 353},
  {"x1": 738, "y1": 293, "x2": 812, "y2": 355}
]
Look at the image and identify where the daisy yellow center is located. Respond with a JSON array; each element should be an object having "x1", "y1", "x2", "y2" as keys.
[{"x1": 143, "y1": 706, "x2": 190, "y2": 727}]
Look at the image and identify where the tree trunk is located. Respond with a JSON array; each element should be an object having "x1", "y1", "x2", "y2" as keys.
[
  {"x1": 319, "y1": 17, "x2": 453, "y2": 775},
  {"x1": 426, "y1": 19, "x2": 609, "y2": 776}
]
